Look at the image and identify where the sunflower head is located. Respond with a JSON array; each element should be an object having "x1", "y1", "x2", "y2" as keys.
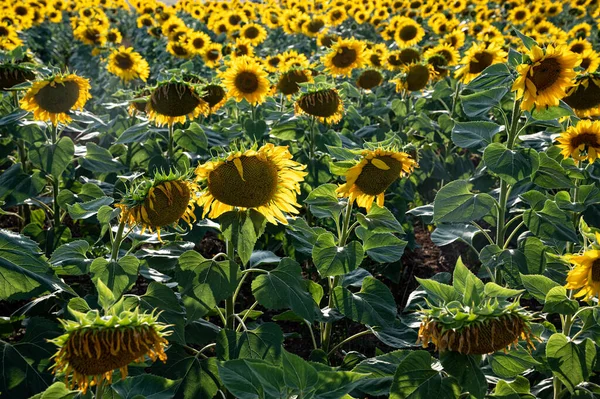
[
  {"x1": 219, "y1": 56, "x2": 270, "y2": 105},
  {"x1": 294, "y1": 86, "x2": 344, "y2": 124},
  {"x1": 49, "y1": 308, "x2": 170, "y2": 394},
  {"x1": 417, "y1": 261, "x2": 535, "y2": 355},
  {"x1": 392, "y1": 63, "x2": 435, "y2": 92},
  {"x1": 556, "y1": 119, "x2": 600, "y2": 163},
  {"x1": 201, "y1": 82, "x2": 228, "y2": 112},
  {"x1": 394, "y1": 18, "x2": 425, "y2": 48},
  {"x1": 128, "y1": 88, "x2": 151, "y2": 115},
  {"x1": 276, "y1": 68, "x2": 312, "y2": 96},
  {"x1": 564, "y1": 73, "x2": 600, "y2": 117},
  {"x1": 456, "y1": 42, "x2": 507, "y2": 84},
  {"x1": 356, "y1": 69, "x2": 384, "y2": 91},
  {"x1": 107, "y1": 46, "x2": 150, "y2": 82},
  {"x1": 20, "y1": 73, "x2": 91, "y2": 126},
  {"x1": 565, "y1": 246, "x2": 600, "y2": 300},
  {"x1": 386, "y1": 48, "x2": 421, "y2": 70},
  {"x1": 194, "y1": 144, "x2": 307, "y2": 225},
  {"x1": 321, "y1": 38, "x2": 366, "y2": 76},
  {"x1": 0, "y1": 63, "x2": 35, "y2": 90},
  {"x1": 336, "y1": 146, "x2": 416, "y2": 210},
  {"x1": 116, "y1": 170, "x2": 198, "y2": 241},
  {"x1": 146, "y1": 79, "x2": 209, "y2": 126}
]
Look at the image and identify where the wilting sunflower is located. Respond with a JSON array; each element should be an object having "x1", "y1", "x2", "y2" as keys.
[
  {"x1": 564, "y1": 73, "x2": 600, "y2": 117},
  {"x1": 392, "y1": 63, "x2": 435, "y2": 92},
  {"x1": 116, "y1": 171, "x2": 199, "y2": 240},
  {"x1": 512, "y1": 45, "x2": 580, "y2": 111},
  {"x1": 322, "y1": 38, "x2": 365, "y2": 76},
  {"x1": 336, "y1": 147, "x2": 416, "y2": 210},
  {"x1": 295, "y1": 87, "x2": 344, "y2": 124},
  {"x1": 356, "y1": 69, "x2": 384, "y2": 91},
  {"x1": 565, "y1": 248, "x2": 600, "y2": 300},
  {"x1": 220, "y1": 56, "x2": 269, "y2": 105},
  {"x1": 394, "y1": 19, "x2": 425, "y2": 48},
  {"x1": 50, "y1": 309, "x2": 170, "y2": 394},
  {"x1": 455, "y1": 42, "x2": 507, "y2": 84},
  {"x1": 201, "y1": 82, "x2": 228, "y2": 112},
  {"x1": 0, "y1": 63, "x2": 35, "y2": 91},
  {"x1": 146, "y1": 80, "x2": 209, "y2": 126},
  {"x1": 107, "y1": 46, "x2": 150, "y2": 82},
  {"x1": 21, "y1": 73, "x2": 91, "y2": 126},
  {"x1": 202, "y1": 43, "x2": 223, "y2": 68},
  {"x1": 276, "y1": 68, "x2": 312, "y2": 97},
  {"x1": 556, "y1": 119, "x2": 600, "y2": 162},
  {"x1": 194, "y1": 144, "x2": 307, "y2": 225}
]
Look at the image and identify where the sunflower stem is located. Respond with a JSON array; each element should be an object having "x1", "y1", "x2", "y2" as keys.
[
  {"x1": 95, "y1": 379, "x2": 105, "y2": 399},
  {"x1": 225, "y1": 238, "x2": 236, "y2": 330},
  {"x1": 167, "y1": 123, "x2": 175, "y2": 166},
  {"x1": 110, "y1": 217, "x2": 127, "y2": 262},
  {"x1": 327, "y1": 329, "x2": 372, "y2": 357}
]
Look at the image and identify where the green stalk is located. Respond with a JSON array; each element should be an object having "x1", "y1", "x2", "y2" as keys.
[
  {"x1": 167, "y1": 123, "x2": 175, "y2": 165},
  {"x1": 225, "y1": 239, "x2": 235, "y2": 330},
  {"x1": 110, "y1": 217, "x2": 127, "y2": 262},
  {"x1": 49, "y1": 124, "x2": 61, "y2": 235}
]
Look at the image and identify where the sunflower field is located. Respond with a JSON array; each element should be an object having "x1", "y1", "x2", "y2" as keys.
[{"x1": 5, "y1": 0, "x2": 600, "y2": 398}]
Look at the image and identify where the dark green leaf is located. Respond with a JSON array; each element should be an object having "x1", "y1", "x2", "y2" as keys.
[
  {"x1": 312, "y1": 232, "x2": 364, "y2": 277},
  {"x1": 483, "y1": 144, "x2": 539, "y2": 185},
  {"x1": 523, "y1": 200, "x2": 578, "y2": 243},
  {"x1": 451, "y1": 121, "x2": 503, "y2": 149},
  {"x1": 90, "y1": 255, "x2": 139, "y2": 299},
  {"x1": 332, "y1": 277, "x2": 397, "y2": 327},
  {"x1": 433, "y1": 180, "x2": 496, "y2": 223}
]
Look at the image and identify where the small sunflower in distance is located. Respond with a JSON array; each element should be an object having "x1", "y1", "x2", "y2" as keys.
[
  {"x1": 336, "y1": 147, "x2": 417, "y2": 211},
  {"x1": 194, "y1": 144, "x2": 307, "y2": 225},
  {"x1": 220, "y1": 56, "x2": 270, "y2": 105},
  {"x1": 565, "y1": 246, "x2": 600, "y2": 301},
  {"x1": 21, "y1": 73, "x2": 91, "y2": 125},
  {"x1": 512, "y1": 44, "x2": 580, "y2": 111},
  {"x1": 107, "y1": 46, "x2": 149, "y2": 82},
  {"x1": 115, "y1": 170, "x2": 199, "y2": 241},
  {"x1": 295, "y1": 86, "x2": 344, "y2": 124},
  {"x1": 49, "y1": 308, "x2": 170, "y2": 394},
  {"x1": 556, "y1": 119, "x2": 600, "y2": 163},
  {"x1": 455, "y1": 42, "x2": 507, "y2": 83},
  {"x1": 322, "y1": 38, "x2": 365, "y2": 76},
  {"x1": 146, "y1": 79, "x2": 209, "y2": 126}
]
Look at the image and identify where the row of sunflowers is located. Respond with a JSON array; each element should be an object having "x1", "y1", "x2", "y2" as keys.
[{"x1": 3, "y1": 0, "x2": 600, "y2": 398}]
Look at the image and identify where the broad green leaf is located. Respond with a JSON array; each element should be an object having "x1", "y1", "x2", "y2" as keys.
[
  {"x1": 520, "y1": 273, "x2": 559, "y2": 302},
  {"x1": 110, "y1": 374, "x2": 179, "y2": 399},
  {"x1": 430, "y1": 223, "x2": 480, "y2": 247},
  {"x1": 67, "y1": 196, "x2": 114, "y2": 220},
  {"x1": 50, "y1": 240, "x2": 90, "y2": 275},
  {"x1": 0, "y1": 163, "x2": 45, "y2": 205},
  {"x1": 433, "y1": 180, "x2": 496, "y2": 223},
  {"x1": 29, "y1": 136, "x2": 74, "y2": 178},
  {"x1": 483, "y1": 144, "x2": 539, "y2": 185},
  {"x1": 81, "y1": 142, "x2": 126, "y2": 173},
  {"x1": 460, "y1": 87, "x2": 508, "y2": 118},
  {"x1": 282, "y1": 350, "x2": 319, "y2": 394},
  {"x1": 483, "y1": 282, "x2": 524, "y2": 298},
  {"x1": 440, "y1": 352, "x2": 486, "y2": 399},
  {"x1": 356, "y1": 204, "x2": 404, "y2": 234},
  {"x1": 286, "y1": 217, "x2": 329, "y2": 255},
  {"x1": 546, "y1": 333, "x2": 596, "y2": 393},
  {"x1": 415, "y1": 277, "x2": 461, "y2": 305},
  {"x1": 359, "y1": 229, "x2": 407, "y2": 263},
  {"x1": 312, "y1": 232, "x2": 364, "y2": 277},
  {"x1": 489, "y1": 347, "x2": 541, "y2": 378},
  {"x1": 513, "y1": 29, "x2": 537, "y2": 50},
  {"x1": 96, "y1": 278, "x2": 115, "y2": 312},
  {"x1": 174, "y1": 122, "x2": 208, "y2": 151},
  {"x1": 251, "y1": 257, "x2": 318, "y2": 321},
  {"x1": 30, "y1": 382, "x2": 79, "y2": 399},
  {"x1": 216, "y1": 322, "x2": 283, "y2": 363},
  {"x1": 531, "y1": 101, "x2": 573, "y2": 120},
  {"x1": 220, "y1": 210, "x2": 267, "y2": 265},
  {"x1": 314, "y1": 370, "x2": 371, "y2": 399},
  {"x1": 352, "y1": 350, "x2": 412, "y2": 397},
  {"x1": 90, "y1": 255, "x2": 139, "y2": 299},
  {"x1": 523, "y1": 200, "x2": 578, "y2": 243},
  {"x1": 452, "y1": 257, "x2": 484, "y2": 300},
  {"x1": 370, "y1": 320, "x2": 419, "y2": 349},
  {"x1": 451, "y1": 121, "x2": 503, "y2": 149},
  {"x1": 305, "y1": 184, "x2": 346, "y2": 220},
  {"x1": 465, "y1": 64, "x2": 513, "y2": 91},
  {"x1": 532, "y1": 153, "x2": 574, "y2": 189},
  {"x1": 543, "y1": 286, "x2": 579, "y2": 315},
  {"x1": 115, "y1": 121, "x2": 151, "y2": 144},
  {"x1": 522, "y1": 236, "x2": 546, "y2": 275},
  {"x1": 332, "y1": 277, "x2": 397, "y2": 327},
  {"x1": 489, "y1": 376, "x2": 535, "y2": 399},
  {"x1": 218, "y1": 359, "x2": 286, "y2": 399}
]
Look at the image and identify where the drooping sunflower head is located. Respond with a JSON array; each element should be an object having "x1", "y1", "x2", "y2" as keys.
[
  {"x1": 417, "y1": 262, "x2": 536, "y2": 355},
  {"x1": 565, "y1": 248, "x2": 600, "y2": 300},
  {"x1": 512, "y1": 44, "x2": 580, "y2": 111},
  {"x1": 49, "y1": 308, "x2": 170, "y2": 394},
  {"x1": 116, "y1": 170, "x2": 199, "y2": 241},
  {"x1": 107, "y1": 46, "x2": 150, "y2": 82},
  {"x1": 336, "y1": 146, "x2": 416, "y2": 210},
  {"x1": 146, "y1": 79, "x2": 209, "y2": 126},
  {"x1": 356, "y1": 69, "x2": 384, "y2": 91},
  {"x1": 556, "y1": 119, "x2": 600, "y2": 163},
  {"x1": 294, "y1": 86, "x2": 344, "y2": 124},
  {"x1": 0, "y1": 63, "x2": 35, "y2": 91},
  {"x1": 321, "y1": 38, "x2": 366, "y2": 76},
  {"x1": 194, "y1": 144, "x2": 307, "y2": 225},
  {"x1": 276, "y1": 68, "x2": 312, "y2": 96},
  {"x1": 201, "y1": 82, "x2": 228, "y2": 112},
  {"x1": 219, "y1": 55, "x2": 270, "y2": 105},
  {"x1": 564, "y1": 73, "x2": 600, "y2": 117},
  {"x1": 455, "y1": 42, "x2": 507, "y2": 84},
  {"x1": 392, "y1": 62, "x2": 435, "y2": 92},
  {"x1": 20, "y1": 72, "x2": 91, "y2": 126}
]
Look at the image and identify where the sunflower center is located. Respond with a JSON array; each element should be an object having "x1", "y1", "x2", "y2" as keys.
[
  {"x1": 332, "y1": 46, "x2": 357, "y2": 68},
  {"x1": 570, "y1": 132, "x2": 600, "y2": 150},
  {"x1": 354, "y1": 155, "x2": 403, "y2": 195},
  {"x1": 33, "y1": 80, "x2": 80, "y2": 114},
  {"x1": 469, "y1": 51, "x2": 494, "y2": 74},
  {"x1": 277, "y1": 70, "x2": 310, "y2": 95},
  {"x1": 297, "y1": 89, "x2": 341, "y2": 118},
  {"x1": 234, "y1": 71, "x2": 260, "y2": 94},
  {"x1": 244, "y1": 26, "x2": 259, "y2": 39},
  {"x1": 406, "y1": 64, "x2": 430, "y2": 91},
  {"x1": 208, "y1": 156, "x2": 279, "y2": 208},
  {"x1": 515, "y1": 10, "x2": 526, "y2": 19},
  {"x1": 357, "y1": 69, "x2": 383, "y2": 90},
  {"x1": 172, "y1": 44, "x2": 189, "y2": 56},
  {"x1": 591, "y1": 259, "x2": 600, "y2": 282},
  {"x1": 191, "y1": 37, "x2": 205, "y2": 49},
  {"x1": 268, "y1": 57, "x2": 280, "y2": 67},
  {"x1": 207, "y1": 49, "x2": 220, "y2": 60},
  {"x1": 307, "y1": 20, "x2": 325, "y2": 33},
  {"x1": 0, "y1": 27, "x2": 8, "y2": 36},
  {"x1": 332, "y1": 10, "x2": 342, "y2": 19},
  {"x1": 150, "y1": 83, "x2": 201, "y2": 117},
  {"x1": 399, "y1": 48, "x2": 421, "y2": 64},
  {"x1": 115, "y1": 53, "x2": 134, "y2": 70},
  {"x1": 107, "y1": 31, "x2": 118, "y2": 42},
  {"x1": 399, "y1": 25, "x2": 418, "y2": 41},
  {"x1": 202, "y1": 84, "x2": 226, "y2": 108},
  {"x1": 228, "y1": 14, "x2": 241, "y2": 25},
  {"x1": 571, "y1": 43, "x2": 585, "y2": 53},
  {"x1": 531, "y1": 58, "x2": 561, "y2": 92},
  {"x1": 564, "y1": 78, "x2": 600, "y2": 111},
  {"x1": 141, "y1": 180, "x2": 191, "y2": 228},
  {"x1": 15, "y1": 6, "x2": 27, "y2": 16},
  {"x1": 84, "y1": 29, "x2": 101, "y2": 44},
  {"x1": 581, "y1": 58, "x2": 591, "y2": 70},
  {"x1": 369, "y1": 53, "x2": 382, "y2": 67}
]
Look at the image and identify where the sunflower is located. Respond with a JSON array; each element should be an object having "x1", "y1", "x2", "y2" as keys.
[
  {"x1": 194, "y1": 144, "x2": 307, "y2": 225},
  {"x1": 201, "y1": 83, "x2": 228, "y2": 112},
  {"x1": 303, "y1": 16, "x2": 327, "y2": 37},
  {"x1": 424, "y1": 43, "x2": 460, "y2": 78},
  {"x1": 556, "y1": 119, "x2": 600, "y2": 163},
  {"x1": 231, "y1": 38, "x2": 255, "y2": 59},
  {"x1": 568, "y1": 38, "x2": 593, "y2": 55},
  {"x1": 392, "y1": 63, "x2": 435, "y2": 92},
  {"x1": 202, "y1": 43, "x2": 223, "y2": 68},
  {"x1": 107, "y1": 46, "x2": 150, "y2": 82},
  {"x1": 394, "y1": 19, "x2": 425, "y2": 48},
  {"x1": 167, "y1": 38, "x2": 193, "y2": 59},
  {"x1": 220, "y1": 56, "x2": 270, "y2": 105},
  {"x1": 565, "y1": 249, "x2": 600, "y2": 300},
  {"x1": 564, "y1": 74, "x2": 600, "y2": 117},
  {"x1": 21, "y1": 73, "x2": 91, "y2": 126},
  {"x1": 128, "y1": 88, "x2": 150, "y2": 116},
  {"x1": 385, "y1": 48, "x2": 421, "y2": 71},
  {"x1": 0, "y1": 63, "x2": 35, "y2": 91},
  {"x1": 276, "y1": 68, "x2": 312, "y2": 96},
  {"x1": 50, "y1": 309, "x2": 170, "y2": 394},
  {"x1": 336, "y1": 147, "x2": 416, "y2": 211},
  {"x1": 579, "y1": 49, "x2": 600, "y2": 73},
  {"x1": 455, "y1": 42, "x2": 507, "y2": 84},
  {"x1": 137, "y1": 14, "x2": 154, "y2": 28},
  {"x1": 240, "y1": 22, "x2": 267, "y2": 45},
  {"x1": 512, "y1": 45, "x2": 580, "y2": 111},
  {"x1": 356, "y1": 69, "x2": 384, "y2": 91},
  {"x1": 146, "y1": 80, "x2": 209, "y2": 126},
  {"x1": 570, "y1": 22, "x2": 592, "y2": 40},
  {"x1": 321, "y1": 38, "x2": 365, "y2": 76},
  {"x1": 74, "y1": 23, "x2": 106, "y2": 46},
  {"x1": 47, "y1": 10, "x2": 63, "y2": 23},
  {"x1": 317, "y1": 32, "x2": 340, "y2": 48},
  {"x1": 264, "y1": 54, "x2": 282, "y2": 73},
  {"x1": 439, "y1": 29, "x2": 465, "y2": 50},
  {"x1": 295, "y1": 87, "x2": 344, "y2": 124},
  {"x1": 116, "y1": 171, "x2": 199, "y2": 240},
  {"x1": 186, "y1": 31, "x2": 211, "y2": 55},
  {"x1": 327, "y1": 6, "x2": 347, "y2": 25}
]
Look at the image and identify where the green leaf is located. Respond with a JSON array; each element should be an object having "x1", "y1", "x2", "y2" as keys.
[
  {"x1": 452, "y1": 257, "x2": 484, "y2": 301},
  {"x1": 314, "y1": 369, "x2": 371, "y2": 399},
  {"x1": 520, "y1": 273, "x2": 559, "y2": 302},
  {"x1": 483, "y1": 282, "x2": 524, "y2": 298},
  {"x1": 531, "y1": 101, "x2": 573, "y2": 120},
  {"x1": 513, "y1": 29, "x2": 537, "y2": 50},
  {"x1": 282, "y1": 350, "x2": 319, "y2": 394},
  {"x1": 110, "y1": 374, "x2": 179, "y2": 399},
  {"x1": 0, "y1": 163, "x2": 45, "y2": 204},
  {"x1": 216, "y1": 323, "x2": 283, "y2": 363},
  {"x1": 532, "y1": 153, "x2": 574, "y2": 189},
  {"x1": 415, "y1": 277, "x2": 461, "y2": 305},
  {"x1": 115, "y1": 121, "x2": 152, "y2": 144},
  {"x1": 31, "y1": 382, "x2": 79, "y2": 399},
  {"x1": 312, "y1": 232, "x2": 364, "y2": 277},
  {"x1": 50, "y1": 240, "x2": 90, "y2": 275},
  {"x1": 433, "y1": 180, "x2": 496, "y2": 223},
  {"x1": 251, "y1": 257, "x2": 318, "y2": 322},
  {"x1": 483, "y1": 144, "x2": 539, "y2": 185},
  {"x1": 220, "y1": 210, "x2": 267, "y2": 265},
  {"x1": 451, "y1": 121, "x2": 503, "y2": 149},
  {"x1": 218, "y1": 359, "x2": 286, "y2": 399},
  {"x1": 90, "y1": 255, "x2": 139, "y2": 299},
  {"x1": 286, "y1": 217, "x2": 329, "y2": 255},
  {"x1": 351, "y1": 350, "x2": 411, "y2": 397},
  {"x1": 523, "y1": 200, "x2": 578, "y2": 242},
  {"x1": 0, "y1": 229, "x2": 75, "y2": 300},
  {"x1": 356, "y1": 204, "x2": 404, "y2": 234},
  {"x1": 67, "y1": 196, "x2": 114, "y2": 220},
  {"x1": 440, "y1": 352, "x2": 486, "y2": 399},
  {"x1": 81, "y1": 143, "x2": 125, "y2": 173},
  {"x1": 332, "y1": 277, "x2": 397, "y2": 327},
  {"x1": 29, "y1": 136, "x2": 74, "y2": 177},
  {"x1": 96, "y1": 278, "x2": 115, "y2": 312},
  {"x1": 430, "y1": 223, "x2": 480, "y2": 247},
  {"x1": 135, "y1": 282, "x2": 186, "y2": 344},
  {"x1": 543, "y1": 286, "x2": 579, "y2": 315},
  {"x1": 522, "y1": 236, "x2": 546, "y2": 275},
  {"x1": 465, "y1": 64, "x2": 513, "y2": 91},
  {"x1": 359, "y1": 229, "x2": 407, "y2": 263},
  {"x1": 490, "y1": 376, "x2": 534, "y2": 399},
  {"x1": 546, "y1": 333, "x2": 596, "y2": 393},
  {"x1": 489, "y1": 347, "x2": 541, "y2": 378},
  {"x1": 177, "y1": 251, "x2": 240, "y2": 303},
  {"x1": 390, "y1": 351, "x2": 460, "y2": 399},
  {"x1": 174, "y1": 122, "x2": 208, "y2": 152},
  {"x1": 305, "y1": 184, "x2": 346, "y2": 220},
  {"x1": 460, "y1": 87, "x2": 508, "y2": 118}
]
